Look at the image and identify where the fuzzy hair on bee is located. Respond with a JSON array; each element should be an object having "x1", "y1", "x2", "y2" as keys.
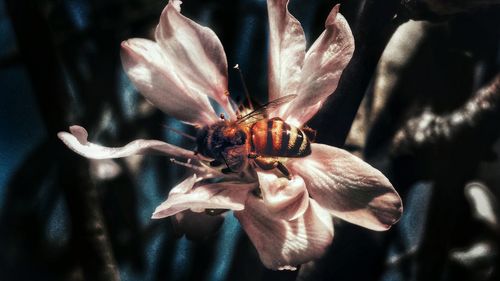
[{"x1": 196, "y1": 122, "x2": 247, "y2": 159}]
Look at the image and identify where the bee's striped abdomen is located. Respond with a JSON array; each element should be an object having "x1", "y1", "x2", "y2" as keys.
[{"x1": 251, "y1": 117, "x2": 311, "y2": 157}]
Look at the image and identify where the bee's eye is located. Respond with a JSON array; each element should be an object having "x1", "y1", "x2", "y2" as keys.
[{"x1": 234, "y1": 130, "x2": 246, "y2": 145}]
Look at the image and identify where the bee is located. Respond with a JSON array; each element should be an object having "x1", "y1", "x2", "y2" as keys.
[{"x1": 196, "y1": 95, "x2": 313, "y2": 178}]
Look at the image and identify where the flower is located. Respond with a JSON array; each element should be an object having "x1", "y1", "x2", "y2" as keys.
[{"x1": 58, "y1": 0, "x2": 403, "y2": 271}]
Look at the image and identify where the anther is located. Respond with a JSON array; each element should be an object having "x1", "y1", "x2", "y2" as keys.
[{"x1": 233, "y1": 64, "x2": 254, "y2": 110}]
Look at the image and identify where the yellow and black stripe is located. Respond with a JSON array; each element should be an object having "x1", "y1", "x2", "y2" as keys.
[{"x1": 251, "y1": 117, "x2": 311, "y2": 157}]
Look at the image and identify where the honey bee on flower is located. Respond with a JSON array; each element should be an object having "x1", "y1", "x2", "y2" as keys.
[
  {"x1": 197, "y1": 94, "x2": 312, "y2": 178},
  {"x1": 58, "y1": 0, "x2": 403, "y2": 271}
]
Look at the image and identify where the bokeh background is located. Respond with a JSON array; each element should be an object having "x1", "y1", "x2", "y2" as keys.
[{"x1": 1, "y1": 0, "x2": 499, "y2": 280}]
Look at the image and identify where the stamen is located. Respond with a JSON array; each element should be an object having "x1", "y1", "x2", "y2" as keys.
[
  {"x1": 170, "y1": 158, "x2": 197, "y2": 169},
  {"x1": 170, "y1": 158, "x2": 207, "y2": 174},
  {"x1": 170, "y1": 158, "x2": 218, "y2": 180},
  {"x1": 234, "y1": 64, "x2": 253, "y2": 110}
]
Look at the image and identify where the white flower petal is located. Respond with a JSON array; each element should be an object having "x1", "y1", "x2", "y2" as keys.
[
  {"x1": 282, "y1": 5, "x2": 355, "y2": 126},
  {"x1": 235, "y1": 198, "x2": 333, "y2": 270},
  {"x1": 154, "y1": 1, "x2": 236, "y2": 119},
  {"x1": 170, "y1": 0, "x2": 182, "y2": 12},
  {"x1": 267, "y1": 0, "x2": 306, "y2": 103},
  {"x1": 171, "y1": 174, "x2": 198, "y2": 194},
  {"x1": 58, "y1": 125, "x2": 197, "y2": 160},
  {"x1": 257, "y1": 172, "x2": 309, "y2": 220},
  {"x1": 121, "y1": 38, "x2": 218, "y2": 126},
  {"x1": 288, "y1": 144, "x2": 403, "y2": 231},
  {"x1": 152, "y1": 179, "x2": 255, "y2": 219}
]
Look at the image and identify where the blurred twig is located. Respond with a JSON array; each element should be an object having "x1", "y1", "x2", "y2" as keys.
[
  {"x1": 400, "y1": 0, "x2": 500, "y2": 20},
  {"x1": 390, "y1": 74, "x2": 500, "y2": 281},
  {"x1": 346, "y1": 20, "x2": 431, "y2": 155},
  {"x1": 310, "y1": 0, "x2": 404, "y2": 147},
  {"x1": 6, "y1": 0, "x2": 120, "y2": 280},
  {"x1": 392, "y1": 74, "x2": 500, "y2": 156}
]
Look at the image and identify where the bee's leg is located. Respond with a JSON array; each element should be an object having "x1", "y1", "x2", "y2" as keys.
[
  {"x1": 274, "y1": 161, "x2": 291, "y2": 180},
  {"x1": 218, "y1": 153, "x2": 235, "y2": 174},
  {"x1": 253, "y1": 157, "x2": 291, "y2": 180},
  {"x1": 253, "y1": 157, "x2": 276, "y2": 170},
  {"x1": 247, "y1": 152, "x2": 258, "y2": 159}
]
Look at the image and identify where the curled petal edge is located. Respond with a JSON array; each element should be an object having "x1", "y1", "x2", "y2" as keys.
[
  {"x1": 257, "y1": 172, "x2": 309, "y2": 221},
  {"x1": 152, "y1": 177, "x2": 255, "y2": 219},
  {"x1": 235, "y1": 197, "x2": 334, "y2": 270},
  {"x1": 289, "y1": 143, "x2": 403, "y2": 231},
  {"x1": 58, "y1": 125, "x2": 197, "y2": 160}
]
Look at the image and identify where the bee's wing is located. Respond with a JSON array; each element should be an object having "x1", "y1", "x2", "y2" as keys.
[{"x1": 237, "y1": 94, "x2": 297, "y2": 126}]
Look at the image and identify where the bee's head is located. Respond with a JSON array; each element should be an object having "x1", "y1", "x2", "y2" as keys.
[
  {"x1": 221, "y1": 124, "x2": 246, "y2": 146},
  {"x1": 196, "y1": 122, "x2": 246, "y2": 158}
]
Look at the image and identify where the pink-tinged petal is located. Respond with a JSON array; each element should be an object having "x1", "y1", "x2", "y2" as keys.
[
  {"x1": 257, "y1": 172, "x2": 309, "y2": 220},
  {"x1": 58, "y1": 125, "x2": 197, "y2": 160},
  {"x1": 288, "y1": 144, "x2": 403, "y2": 231},
  {"x1": 171, "y1": 210, "x2": 225, "y2": 240},
  {"x1": 154, "y1": 1, "x2": 236, "y2": 119},
  {"x1": 152, "y1": 178, "x2": 255, "y2": 219},
  {"x1": 235, "y1": 198, "x2": 333, "y2": 270},
  {"x1": 121, "y1": 38, "x2": 219, "y2": 126},
  {"x1": 267, "y1": 0, "x2": 306, "y2": 103},
  {"x1": 170, "y1": 0, "x2": 182, "y2": 12},
  {"x1": 283, "y1": 5, "x2": 355, "y2": 126},
  {"x1": 171, "y1": 174, "x2": 198, "y2": 194}
]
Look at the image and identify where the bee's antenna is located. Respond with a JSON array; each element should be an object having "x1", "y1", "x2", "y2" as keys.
[
  {"x1": 162, "y1": 125, "x2": 196, "y2": 141},
  {"x1": 234, "y1": 64, "x2": 254, "y2": 111}
]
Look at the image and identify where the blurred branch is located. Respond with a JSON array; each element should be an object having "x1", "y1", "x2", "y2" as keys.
[
  {"x1": 6, "y1": 0, "x2": 120, "y2": 280},
  {"x1": 392, "y1": 74, "x2": 500, "y2": 155},
  {"x1": 310, "y1": 0, "x2": 405, "y2": 147},
  {"x1": 400, "y1": 0, "x2": 500, "y2": 20},
  {"x1": 346, "y1": 20, "x2": 431, "y2": 154},
  {"x1": 60, "y1": 153, "x2": 121, "y2": 281},
  {"x1": 391, "y1": 75, "x2": 500, "y2": 281}
]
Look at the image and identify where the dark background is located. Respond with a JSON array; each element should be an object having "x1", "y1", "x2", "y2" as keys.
[{"x1": 0, "y1": 0, "x2": 499, "y2": 280}]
